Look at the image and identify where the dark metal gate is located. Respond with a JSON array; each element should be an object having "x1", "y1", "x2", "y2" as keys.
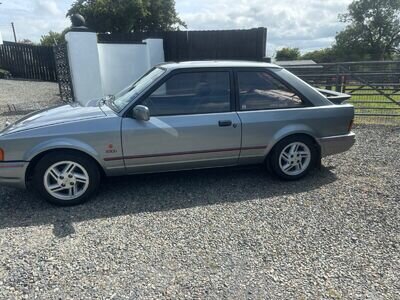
[
  {"x1": 0, "y1": 41, "x2": 57, "y2": 81},
  {"x1": 54, "y1": 43, "x2": 74, "y2": 103},
  {"x1": 285, "y1": 61, "x2": 400, "y2": 125}
]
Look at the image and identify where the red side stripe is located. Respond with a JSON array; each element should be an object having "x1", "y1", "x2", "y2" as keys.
[
  {"x1": 0, "y1": 164, "x2": 24, "y2": 169},
  {"x1": 104, "y1": 145, "x2": 267, "y2": 162}
]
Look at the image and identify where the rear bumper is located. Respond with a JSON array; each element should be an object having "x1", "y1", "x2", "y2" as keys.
[
  {"x1": 318, "y1": 132, "x2": 356, "y2": 157},
  {"x1": 0, "y1": 162, "x2": 29, "y2": 189}
]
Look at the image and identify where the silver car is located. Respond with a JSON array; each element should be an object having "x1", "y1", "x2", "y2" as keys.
[{"x1": 0, "y1": 61, "x2": 355, "y2": 206}]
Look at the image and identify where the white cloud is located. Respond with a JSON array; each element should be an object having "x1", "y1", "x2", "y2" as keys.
[
  {"x1": 35, "y1": 0, "x2": 62, "y2": 16},
  {"x1": 178, "y1": 0, "x2": 353, "y2": 55},
  {"x1": 0, "y1": 0, "x2": 353, "y2": 54},
  {"x1": 0, "y1": 0, "x2": 70, "y2": 42}
]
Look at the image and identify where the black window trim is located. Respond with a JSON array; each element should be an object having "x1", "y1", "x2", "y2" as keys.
[
  {"x1": 233, "y1": 67, "x2": 314, "y2": 112},
  {"x1": 125, "y1": 67, "x2": 236, "y2": 117}
]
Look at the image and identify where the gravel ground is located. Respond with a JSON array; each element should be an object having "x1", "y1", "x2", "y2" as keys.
[
  {"x1": 0, "y1": 79, "x2": 60, "y2": 114},
  {"x1": 0, "y1": 125, "x2": 399, "y2": 299}
]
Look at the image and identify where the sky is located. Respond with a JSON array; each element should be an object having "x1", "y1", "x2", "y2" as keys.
[{"x1": 0, "y1": 0, "x2": 353, "y2": 56}]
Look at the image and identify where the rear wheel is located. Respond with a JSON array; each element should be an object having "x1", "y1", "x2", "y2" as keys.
[
  {"x1": 270, "y1": 136, "x2": 318, "y2": 180},
  {"x1": 33, "y1": 152, "x2": 100, "y2": 206}
]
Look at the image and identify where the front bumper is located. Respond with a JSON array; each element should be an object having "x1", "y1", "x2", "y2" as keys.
[
  {"x1": 0, "y1": 162, "x2": 29, "y2": 189},
  {"x1": 318, "y1": 132, "x2": 356, "y2": 157}
]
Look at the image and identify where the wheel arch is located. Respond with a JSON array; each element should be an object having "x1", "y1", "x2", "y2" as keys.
[
  {"x1": 264, "y1": 128, "x2": 322, "y2": 162},
  {"x1": 25, "y1": 147, "x2": 105, "y2": 183}
]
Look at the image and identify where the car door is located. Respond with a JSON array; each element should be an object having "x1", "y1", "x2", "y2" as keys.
[{"x1": 121, "y1": 69, "x2": 241, "y2": 174}]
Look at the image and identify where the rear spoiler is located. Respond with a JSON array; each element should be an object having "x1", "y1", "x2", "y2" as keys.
[{"x1": 316, "y1": 88, "x2": 351, "y2": 104}]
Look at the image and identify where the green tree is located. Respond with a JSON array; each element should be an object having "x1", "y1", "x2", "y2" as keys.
[
  {"x1": 40, "y1": 31, "x2": 65, "y2": 46},
  {"x1": 67, "y1": 0, "x2": 186, "y2": 33},
  {"x1": 333, "y1": 29, "x2": 371, "y2": 61},
  {"x1": 337, "y1": 0, "x2": 400, "y2": 60},
  {"x1": 301, "y1": 48, "x2": 338, "y2": 63},
  {"x1": 275, "y1": 47, "x2": 301, "y2": 61}
]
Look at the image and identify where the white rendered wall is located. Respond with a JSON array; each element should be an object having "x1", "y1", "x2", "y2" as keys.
[
  {"x1": 98, "y1": 43, "x2": 148, "y2": 96},
  {"x1": 65, "y1": 31, "x2": 164, "y2": 105},
  {"x1": 146, "y1": 39, "x2": 165, "y2": 69},
  {"x1": 98, "y1": 39, "x2": 165, "y2": 96},
  {"x1": 65, "y1": 31, "x2": 103, "y2": 105}
]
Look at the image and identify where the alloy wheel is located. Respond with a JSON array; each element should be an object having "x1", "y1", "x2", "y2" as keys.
[
  {"x1": 278, "y1": 142, "x2": 311, "y2": 176},
  {"x1": 43, "y1": 161, "x2": 90, "y2": 201}
]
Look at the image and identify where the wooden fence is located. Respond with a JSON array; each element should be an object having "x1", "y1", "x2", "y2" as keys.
[
  {"x1": 0, "y1": 41, "x2": 57, "y2": 81},
  {"x1": 284, "y1": 61, "x2": 400, "y2": 125},
  {"x1": 98, "y1": 28, "x2": 268, "y2": 62}
]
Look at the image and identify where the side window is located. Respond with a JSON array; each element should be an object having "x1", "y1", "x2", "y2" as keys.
[
  {"x1": 142, "y1": 72, "x2": 231, "y2": 116},
  {"x1": 237, "y1": 71, "x2": 305, "y2": 111}
]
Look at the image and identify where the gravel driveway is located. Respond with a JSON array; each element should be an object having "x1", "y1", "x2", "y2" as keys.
[
  {"x1": 0, "y1": 79, "x2": 60, "y2": 117},
  {"x1": 0, "y1": 125, "x2": 399, "y2": 299}
]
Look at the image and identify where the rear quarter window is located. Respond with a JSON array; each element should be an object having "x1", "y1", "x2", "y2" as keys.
[{"x1": 237, "y1": 71, "x2": 305, "y2": 111}]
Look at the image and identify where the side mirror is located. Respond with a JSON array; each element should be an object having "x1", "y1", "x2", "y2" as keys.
[{"x1": 132, "y1": 105, "x2": 150, "y2": 121}]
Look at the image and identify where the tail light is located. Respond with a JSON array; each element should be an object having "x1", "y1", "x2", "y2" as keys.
[{"x1": 0, "y1": 148, "x2": 4, "y2": 161}]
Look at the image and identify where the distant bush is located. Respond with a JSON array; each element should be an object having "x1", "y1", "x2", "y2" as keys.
[{"x1": 0, "y1": 69, "x2": 11, "y2": 79}]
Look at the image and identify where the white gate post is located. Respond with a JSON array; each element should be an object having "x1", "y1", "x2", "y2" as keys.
[
  {"x1": 145, "y1": 38, "x2": 165, "y2": 67},
  {"x1": 65, "y1": 17, "x2": 103, "y2": 105}
]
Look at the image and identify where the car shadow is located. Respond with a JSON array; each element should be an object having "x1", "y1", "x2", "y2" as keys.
[{"x1": 0, "y1": 166, "x2": 338, "y2": 238}]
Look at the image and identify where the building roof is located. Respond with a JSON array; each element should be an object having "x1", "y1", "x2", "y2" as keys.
[
  {"x1": 275, "y1": 59, "x2": 321, "y2": 68},
  {"x1": 158, "y1": 60, "x2": 281, "y2": 69},
  {"x1": 275, "y1": 60, "x2": 317, "y2": 66}
]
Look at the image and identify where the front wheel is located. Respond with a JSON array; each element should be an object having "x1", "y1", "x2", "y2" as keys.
[
  {"x1": 33, "y1": 152, "x2": 100, "y2": 206},
  {"x1": 270, "y1": 136, "x2": 318, "y2": 180}
]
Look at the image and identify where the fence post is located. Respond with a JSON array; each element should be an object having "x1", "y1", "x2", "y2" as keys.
[
  {"x1": 335, "y1": 64, "x2": 341, "y2": 92},
  {"x1": 342, "y1": 75, "x2": 346, "y2": 94}
]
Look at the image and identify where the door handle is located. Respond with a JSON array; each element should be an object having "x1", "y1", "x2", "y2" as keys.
[{"x1": 218, "y1": 120, "x2": 232, "y2": 127}]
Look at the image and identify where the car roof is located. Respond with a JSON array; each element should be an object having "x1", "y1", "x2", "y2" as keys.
[{"x1": 157, "y1": 60, "x2": 282, "y2": 70}]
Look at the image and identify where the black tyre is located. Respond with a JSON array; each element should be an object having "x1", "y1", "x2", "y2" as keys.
[
  {"x1": 269, "y1": 135, "x2": 318, "y2": 181},
  {"x1": 33, "y1": 151, "x2": 100, "y2": 206}
]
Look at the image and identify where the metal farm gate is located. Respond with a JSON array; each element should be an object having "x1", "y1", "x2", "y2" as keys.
[{"x1": 285, "y1": 61, "x2": 400, "y2": 125}]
